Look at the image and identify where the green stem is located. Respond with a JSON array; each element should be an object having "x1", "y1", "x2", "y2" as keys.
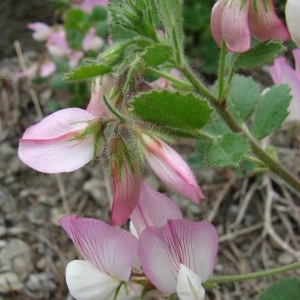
[
  {"x1": 103, "y1": 95, "x2": 126, "y2": 123},
  {"x1": 122, "y1": 57, "x2": 141, "y2": 95},
  {"x1": 181, "y1": 65, "x2": 300, "y2": 193},
  {"x1": 244, "y1": 155, "x2": 265, "y2": 166},
  {"x1": 217, "y1": 40, "x2": 226, "y2": 100},
  {"x1": 207, "y1": 261, "x2": 300, "y2": 283},
  {"x1": 146, "y1": 67, "x2": 193, "y2": 90}
]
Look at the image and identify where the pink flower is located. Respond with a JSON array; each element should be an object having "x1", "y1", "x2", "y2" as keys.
[
  {"x1": 109, "y1": 136, "x2": 142, "y2": 226},
  {"x1": 46, "y1": 31, "x2": 83, "y2": 68},
  {"x1": 130, "y1": 181, "x2": 183, "y2": 237},
  {"x1": 59, "y1": 215, "x2": 137, "y2": 300},
  {"x1": 39, "y1": 60, "x2": 56, "y2": 77},
  {"x1": 211, "y1": 0, "x2": 290, "y2": 52},
  {"x1": 138, "y1": 219, "x2": 218, "y2": 298},
  {"x1": 15, "y1": 63, "x2": 39, "y2": 80},
  {"x1": 133, "y1": 126, "x2": 204, "y2": 203},
  {"x1": 18, "y1": 108, "x2": 104, "y2": 173},
  {"x1": 286, "y1": 0, "x2": 300, "y2": 48},
  {"x1": 86, "y1": 76, "x2": 116, "y2": 117},
  {"x1": 72, "y1": 0, "x2": 109, "y2": 12},
  {"x1": 28, "y1": 22, "x2": 51, "y2": 42},
  {"x1": 82, "y1": 27, "x2": 104, "y2": 52},
  {"x1": 46, "y1": 31, "x2": 71, "y2": 58},
  {"x1": 269, "y1": 49, "x2": 300, "y2": 122}
]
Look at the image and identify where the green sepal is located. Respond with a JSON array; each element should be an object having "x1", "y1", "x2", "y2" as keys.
[
  {"x1": 64, "y1": 64, "x2": 112, "y2": 81},
  {"x1": 234, "y1": 40, "x2": 286, "y2": 69},
  {"x1": 113, "y1": 283, "x2": 123, "y2": 300},
  {"x1": 142, "y1": 44, "x2": 173, "y2": 66}
]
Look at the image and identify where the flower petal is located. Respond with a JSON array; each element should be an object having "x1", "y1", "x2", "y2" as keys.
[
  {"x1": 222, "y1": 0, "x2": 251, "y2": 52},
  {"x1": 286, "y1": 0, "x2": 300, "y2": 48},
  {"x1": 130, "y1": 181, "x2": 183, "y2": 236},
  {"x1": 140, "y1": 133, "x2": 203, "y2": 203},
  {"x1": 210, "y1": 0, "x2": 225, "y2": 47},
  {"x1": 86, "y1": 76, "x2": 116, "y2": 117},
  {"x1": 138, "y1": 220, "x2": 218, "y2": 294},
  {"x1": 39, "y1": 60, "x2": 56, "y2": 77},
  {"x1": 18, "y1": 108, "x2": 96, "y2": 173},
  {"x1": 66, "y1": 260, "x2": 121, "y2": 300},
  {"x1": 176, "y1": 264, "x2": 205, "y2": 300},
  {"x1": 59, "y1": 216, "x2": 132, "y2": 281},
  {"x1": 249, "y1": 0, "x2": 290, "y2": 42}
]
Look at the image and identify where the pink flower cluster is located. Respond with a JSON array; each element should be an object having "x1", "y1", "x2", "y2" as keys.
[
  {"x1": 16, "y1": 2, "x2": 106, "y2": 80},
  {"x1": 59, "y1": 182, "x2": 218, "y2": 300},
  {"x1": 19, "y1": 75, "x2": 204, "y2": 226}
]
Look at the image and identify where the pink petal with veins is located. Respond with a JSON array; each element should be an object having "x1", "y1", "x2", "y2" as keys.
[
  {"x1": 222, "y1": 0, "x2": 251, "y2": 52},
  {"x1": 59, "y1": 215, "x2": 132, "y2": 282},
  {"x1": 140, "y1": 133, "x2": 204, "y2": 203},
  {"x1": 138, "y1": 219, "x2": 218, "y2": 295},
  {"x1": 249, "y1": 0, "x2": 290, "y2": 42},
  {"x1": 18, "y1": 108, "x2": 95, "y2": 173},
  {"x1": 210, "y1": 0, "x2": 225, "y2": 47},
  {"x1": 130, "y1": 181, "x2": 183, "y2": 236}
]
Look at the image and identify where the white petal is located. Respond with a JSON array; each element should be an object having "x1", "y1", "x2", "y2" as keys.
[
  {"x1": 66, "y1": 260, "x2": 122, "y2": 300},
  {"x1": 176, "y1": 264, "x2": 205, "y2": 300}
]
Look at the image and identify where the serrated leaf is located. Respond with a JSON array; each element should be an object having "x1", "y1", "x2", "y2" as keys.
[
  {"x1": 258, "y1": 278, "x2": 300, "y2": 300},
  {"x1": 227, "y1": 75, "x2": 260, "y2": 122},
  {"x1": 64, "y1": 64, "x2": 112, "y2": 81},
  {"x1": 251, "y1": 84, "x2": 291, "y2": 140},
  {"x1": 131, "y1": 90, "x2": 212, "y2": 134},
  {"x1": 235, "y1": 40, "x2": 285, "y2": 69},
  {"x1": 205, "y1": 133, "x2": 249, "y2": 167},
  {"x1": 142, "y1": 44, "x2": 173, "y2": 66}
]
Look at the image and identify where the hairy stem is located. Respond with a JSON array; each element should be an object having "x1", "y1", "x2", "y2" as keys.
[
  {"x1": 207, "y1": 261, "x2": 300, "y2": 283},
  {"x1": 181, "y1": 64, "x2": 300, "y2": 193}
]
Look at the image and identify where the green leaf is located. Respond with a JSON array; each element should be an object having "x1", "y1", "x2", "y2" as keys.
[
  {"x1": 91, "y1": 6, "x2": 108, "y2": 21},
  {"x1": 235, "y1": 40, "x2": 286, "y2": 69},
  {"x1": 142, "y1": 44, "x2": 173, "y2": 66},
  {"x1": 64, "y1": 64, "x2": 112, "y2": 81},
  {"x1": 258, "y1": 278, "x2": 300, "y2": 300},
  {"x1": 227, "y1": 75, "x2": 260, "y2": 122},
  {"x1": 201, "y1": 111, "x2": 231, "y2": 136},
  {"x1": 205, "y1": 133, "x2": 249, "y2": 167},
  {"x1": 251, "y1": 84, "x2": 291, "y2": 140},
  {"x1": 65, "y1": 8, "x2": 85, "y2": 24},
  {"x1": 131, "y1": 90, "x2": 212, "y2": 135}
]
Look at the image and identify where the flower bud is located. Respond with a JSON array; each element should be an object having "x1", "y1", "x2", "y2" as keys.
[
  {"x1": 110, "y1": 136, "x2": 142, "y2": 225},
  {"x1": 132, "y1": 125, "x2": 204, "y2": 203}
]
